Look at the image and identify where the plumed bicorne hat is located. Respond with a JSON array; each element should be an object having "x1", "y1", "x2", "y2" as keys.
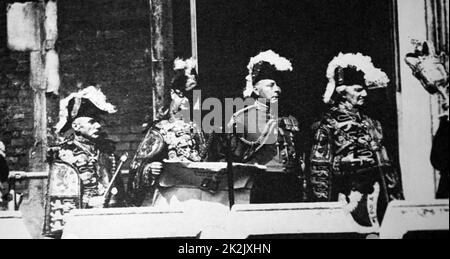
[
  {"x1": 172, "y1": 57, "x2": 198, "y2": 93},
  {"x1": 323, "y1": 52, "x2": 390, "y2": 104},
  {"x1": 243, "y1": 50, "x2": 293, "y2": 98},
  {"x1": 55, "y1": 86, "x2": 117, "y2": 134}
]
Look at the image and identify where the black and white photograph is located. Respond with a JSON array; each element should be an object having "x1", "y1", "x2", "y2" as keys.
[{"x1": 0, "y1": 0, "x2": 448, "y2": 242}]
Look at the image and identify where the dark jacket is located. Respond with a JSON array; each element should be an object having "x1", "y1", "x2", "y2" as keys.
[
  {"x1": 431, "y1": 117, "x2": 449, "y2": 199},
  {"x1": 0, "y1": 156, "x2": 9, "y2": 183}
]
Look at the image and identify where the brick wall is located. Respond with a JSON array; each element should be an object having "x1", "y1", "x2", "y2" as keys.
[
  {"x1": 58, "y1": 0, "x2": 152, "y2": 163},
  {"x1": 1, "y1": 0, "x2": 153, "y2": 170},
  {"x1": 0, "y1": 0, "x2": 34, "y2": 171}
]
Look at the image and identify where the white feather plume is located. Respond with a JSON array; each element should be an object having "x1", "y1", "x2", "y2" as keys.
[
  {"x1": 55, "y1": 86, "x2": 117, "y2": 134},
  {"x1": 174, "y1": 57, "x2": 197, "y2": 74},
  {"x1": 244, "y1": 50, "x2": 293, "y2": 97},
  {"x1": 323, "y1": 52, "x2": 390, "y2": 104}
]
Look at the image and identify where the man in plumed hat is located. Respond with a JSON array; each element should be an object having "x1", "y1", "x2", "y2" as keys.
[
  {"x1": 44, "y1": 86, "x2": 123, "y2": 236},
  {"x1": 225, "y1": 50, "x2": 305, "y2": 203},
  {"x1": 309, "y1": 53, "x2": 403, "y2": 227},
  {"x1": 128, "y1": 58, "x2": 218, "y2": 207}
]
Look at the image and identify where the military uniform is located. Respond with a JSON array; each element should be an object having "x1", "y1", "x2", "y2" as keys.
[
  {"x1": 128, "y1": 56, "x2": 243, "y2": 207},
  {"x1": 313, "y1": 52, "x2": 404, "y2": 227},
  {"x1": 43, "y1": 86, "x2": 119, "y2": 237},
  {"x1": 43, "y1": 134, "x2": 122, "y2": 237},
  {"x1": 47, "y1": 136, "x2": 118, "y2": 207},
  {"x1": 128, "y1": 118, "x2": 211, "y2": 206},
  {"x1": 227, "y1": 101, "x2": 304, "y2": 203},
  {"x1": 310, "y1": 106, "x2": 403, "y2": 226}
]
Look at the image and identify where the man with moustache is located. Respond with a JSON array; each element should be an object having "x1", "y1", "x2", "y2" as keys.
[
  {"x1": 309, "y1": 53, "x2": 403, "y2": 227},
  {"x1": 226, "y1": 50, "x2": 305, "y2": 203},
  {"x1": 44, "y1": 86, "x2": 123, "y2": 237}
]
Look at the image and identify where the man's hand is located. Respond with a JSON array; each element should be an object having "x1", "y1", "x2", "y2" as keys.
[
  {"x1": 148, "y1": 162, "x2": 163, "y2": 176},
  {"x1": 87, "y1": 196, "x2": 105, "y2": 208},
  {"x1": 143, "y1": 162, "x2": 163, "y2": 186}
]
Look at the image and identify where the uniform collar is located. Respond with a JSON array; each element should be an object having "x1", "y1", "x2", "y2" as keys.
[
  {"x1": 73, "y1": 134, "x2": 95, "y2": 146},
  {"x1": 254, "y1": 100, "x2": 268, "y2": 111},
  {"x1": 255, "y1": 100, "x2": 278, "y2": 119}
]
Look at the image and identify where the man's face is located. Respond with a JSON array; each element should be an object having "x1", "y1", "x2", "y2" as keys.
[
  {"x1": 254, "y1": 79, "x2": 282, "y2": 103},
  {"x1": 72, "y1": 117, "x2": 102, "y2": 139},
  {"x1": 341, "y1": 84, "x2": 368, "y2": 107},
  {"x1": 170, "y1": 89, "x2": 189, "y2": 118}
]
